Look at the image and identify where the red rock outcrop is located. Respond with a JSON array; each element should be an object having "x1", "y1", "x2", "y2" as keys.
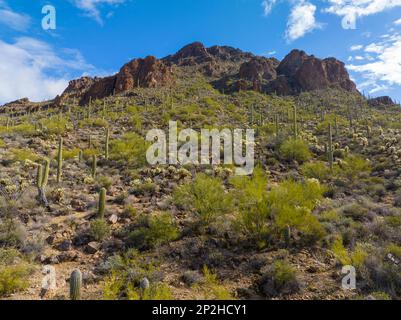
[
  {"x1": 239, "y1": 57, "x2": 278, "y2": 82},
  {"x1": 114, "y1": 56, "x2": 173, "y2": 93},
  {"x1": 270, "y1": 49, "x2": 358, "y2": 94},
  {"x1": 56, "y1": 56, "x2": 174, "y2": 105}
]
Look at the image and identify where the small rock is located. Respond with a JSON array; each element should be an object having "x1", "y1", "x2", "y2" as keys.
[
  {"x1": 139, "y1": 277, "x2": 150, "y2": 289},
  {"x1": 46, "y1": 235, "x2": 56, "y2": 245},
  {"x1": 108, "y1": 214, "x2": 118, "y2": 224},
  {"x1": 57, "y1": 251, "x2": 79, "y2": 263},
  {"x1": 86, "y1": 241, "x2": 101, "y2": 254},
  {"x1": 57, "y1": 240, "x2": 72, "y2": 252}
]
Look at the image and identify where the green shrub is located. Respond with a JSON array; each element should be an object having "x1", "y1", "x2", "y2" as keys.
[
  {"x1": 279, "y1": 139, "x2": 311, "y2": 163},
  {"x1": 40, "y1": 117, "x2": 69, "y2": 135},
  {"x1": 342, "y1": 203, "x2": 370, "y2": 222},
  {"x1": 89, "y1": 219, "x2": 110, "y2": 241},
  {"x1": 63, "y1": 148, "x2": 80, "y2": 160},
  {"x1": 8, "y1": 148, "x2": 40, "y2": 163},
  {"x1": 267, "y1": 179, "x2": 326, "y2": 243},
  {"x1": 96, "y1": 176, "x2": 113, "y2": 191},
  {"x1": 331, "y1": 236, "x2": 351, "y2": 265},
  {"x1": 173, "y1": 174, "x2": 232, "y2": 230},
  {"x1": 230, "y1": 167, "x2": 270, "y2": 245},
  {"x1": 301, "y1": 161, "x2": 332, "y2": 181},
  {"x1": 0, "y1": 138, "x2": 6, "y2": 148},
  {"x1": 102, "y1": 249, "x2": 167, "y2": 300},
  {"x1": 12, "y1": 123, "x2": 36, "y2": 136},
  {"x1": 122, "y1": 205, "x2": 137, "y2": 218},
  {"x1": 386, "y1": 244, "x2": 401, "y2": 260},
  {"x1": 339, "y1": 155, "x2": 371, "y2": 180},
  {"x1": 126, "y1": 282, "x2": 172, "y2": 300},
  {"x1": 193, "y1": 266, "x2": 232, "y2": 300},
  {"x1": 0, "y1": 218, "x2": 27, "y2": 247},
  {"x1": 83, "y1": 148, "x2": 99, "y2": 160},
  {"x1": 0, "y1": 249, "x2": 34, "y2": 297},
  {"x1": 128, "y1": 212, "x2": 179, "y2": 249},
  {"x1": 79, "y1": 118, "x2": 108, "y2": 128},
  {"x1": 110, "y1": 132, "x2": 149, "y2": 167},
  {"x1": 271, "y1": 260, "x2": 298, "y2": 293}
]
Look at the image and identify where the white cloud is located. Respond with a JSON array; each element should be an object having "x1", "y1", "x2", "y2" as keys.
[
  {"x1": 0, "y1": 0, "x2": 30, "y2": 31},
  {"x1": 394, "y1": 18, "x2": 401, "y2": 25},
  {"x1": 364, "y1": 43, "x2": 384, "y2": 53},
  {"x1": 325, "y1": 0, "x2": 401, "y2": 23},
  {"x1": 350, "y1": 44, "x2": 363, "y2": 51},
  {"x1": 0, "y1": 37, "x2": 94, "y2": 104},
  {"x1": 262, "y1": 0, "x2": 277, "y2": 16},
  {"x1": 73, "y1": 0, "x2": 126, "y2": 24},
  {"x1": 285, "y1": 1, "x2": 320, "y2": 42},
  {"x1": 348, "y1": 33, "x2": 401, "y2": 94}
]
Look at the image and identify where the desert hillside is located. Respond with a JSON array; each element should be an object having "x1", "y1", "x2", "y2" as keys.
[{"x1": 0, "y1": 43, "x2": 400, "y2": 300}]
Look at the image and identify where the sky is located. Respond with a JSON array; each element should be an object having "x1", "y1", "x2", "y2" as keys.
[{"x1": 1, "y1": 0, "x2": 401, "y2": 104}]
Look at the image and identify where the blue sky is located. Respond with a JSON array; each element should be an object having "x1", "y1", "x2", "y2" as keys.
[{"x1": 1, "y1": 0, "x2": 401, "y2": 104}]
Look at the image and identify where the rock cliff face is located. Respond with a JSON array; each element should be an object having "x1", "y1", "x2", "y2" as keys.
[
  {"x1": 268, "y1": 50, "x2": 357, "y2": 94},
  {"x1": 115, "y1": 56, "x2": 174, "y2": 93},
  {"x1": 368, "y1": 96, "x2": 396, "y2": 107},
  {"x1": 55, "y1": 56, "x2": 174, "y2": 105}
]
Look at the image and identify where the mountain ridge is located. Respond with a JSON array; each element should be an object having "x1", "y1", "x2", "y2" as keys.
[{"x1": 1, "y1": 42, "x2": 397, "y2": 111}]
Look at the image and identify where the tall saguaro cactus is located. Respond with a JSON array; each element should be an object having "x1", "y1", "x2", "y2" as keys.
[
  {"x1": 37, "y1": 159, "x2": 50, "y2": 208},
  {"x1": 105, "y1": 127, "x2": 110, "y2": 160},
  {"x1": 293, "y1": 105, "x2": 298, "y2": 139},
  {"x1": 56, "y1": 137, "x2": 63, "y2": 183},
  {"x1": 98, "y1": 187, "x2": 106, "y2": 219},
  {"x1": 70, "y1": 269, "x2": 82, "y2": 300},
  {"x1": 91, "y1": 155, "x2": 97, "y2": 178},
  {"x1": 328, "y1": 123, "x2": 334, "y2": 170}
]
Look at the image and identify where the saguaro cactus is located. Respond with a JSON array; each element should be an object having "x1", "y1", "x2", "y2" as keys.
[
  {"x1": 105, "y1": 127, "x2": 110, "y2": 160},
  {"x1": 78, "y1": 149, "x2": 83, "y2": 162},
  {"x1": 69, "y1": 269, "x2": 82, "y2": 300},
  {"x1": 37, "y1": 159, "x2": 50, "y2": 208},
  {"x1": 36, "y1": 164, "x2": 43, "y2": 189},
  {"x1": 98, "y1": 187, "x2": 106, "y2": 219},
  {"x1": 91, "y1": 154, "x2": 97, "y2": 178},
  {"x1": 275, "y1": 114, "x2": 279, "y2": 138},
  {"x1": 56, "y1": 137, "x2": 63, "y2": 183},
  {"x1": 293, "y1": 105, "x2": 298, "y2": 139},
  {"x1": 328, "y1": 123, "x2": 334, "y2": 170}
]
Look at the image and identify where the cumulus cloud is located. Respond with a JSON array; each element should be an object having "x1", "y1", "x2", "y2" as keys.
[
  {"x1": 350, "y1": 44, "x2": 363, "y2": 51},
  {"x1": 0, "y1": 37, "x2": 94, "y2": 104},
  {"x1": 324, "y1": 0, "x2": 401, "y2": 24},
  {"x1": 285, "y1": 1, "x2": 320, "y2": 42},
  {"x1": 73, "y1": 0, "x2": 126, "y2": 24},
  {"x1": 262, "y1": 0, "x2": 277, "y2": 16},
  {"x1": 395, "y1": 18, "x2": 401, "y2": 25},
  {"x1": 347, "y1": 33, "x2": 401, "y2": 94},
  {"x1": 0, "y1": 0, "x2": 30, "y2": 31}
]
